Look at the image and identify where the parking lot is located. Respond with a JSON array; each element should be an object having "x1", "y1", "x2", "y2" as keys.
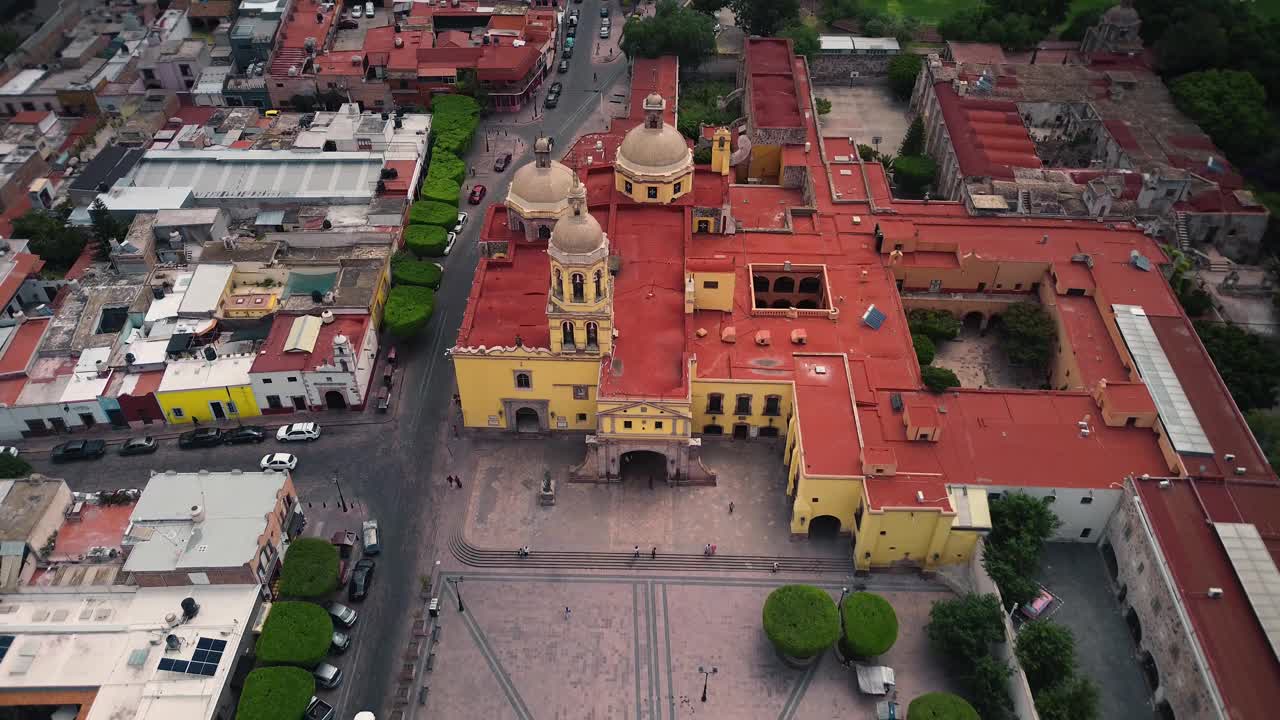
[{"x1": 331, "y1": 5, "x2": 393, "y2": 52}]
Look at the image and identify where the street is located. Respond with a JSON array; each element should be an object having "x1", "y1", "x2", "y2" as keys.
[{"x1": 26, "y1": 1, "x2": 631, "y2": 715}]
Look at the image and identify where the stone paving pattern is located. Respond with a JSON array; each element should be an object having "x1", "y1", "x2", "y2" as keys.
[
  {"x1": 931, "y1": 328, "x2": 1043, "y2": 390},
  {"x1": 816, "y1": 86, "x2": 911, "y2": 157}
]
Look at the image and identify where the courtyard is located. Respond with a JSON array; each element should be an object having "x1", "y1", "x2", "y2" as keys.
[
  {"x1": 815, "y1": 84, "x2": 911, "y2": 157},
  {"x1": 931, "y1": 324, "x2": 1044, "y2": 390}
]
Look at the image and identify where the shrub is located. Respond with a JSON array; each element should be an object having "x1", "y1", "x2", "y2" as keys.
[
  {"x1": 385, "y1": 285, "x2": 436, "y2": 339},
  {"x1": 255, "y1": 601, "x2": 334, "y2": 668},
  {"x1": 1034, "y1": 674, "x2": 1099, "y2": 720},
  {"x1": 420, "y1": 176, "x2": 461, "y2": 204},
  {"x1": 857, "y1": 143, "x2": 879, "y2": 161},
  {"x1": 921, "y1": 365, "x2": 959, "y2": 393},
  {"x1": 814, "y1": 97, "x2": 832, "y2": 115},
  {"x1": 391, "y1": 254, "x2": 443, "y2": 289},
  {"x1": 999, "y1": 303, "x2": 1055, "y2": 370},
  {"x1": 1195, "y1": 320, "x2": 1280, "y2": 412},
  {"x1": 0, "y1": 454, "x2": 32, "y2": 479},
  {"x1": 966, "y1": 654, "x2": 1015, "y2": 720},
  {"x1": 427, "y1": 151, "x2": 466, "y2": 184},
  {"x1": 430, "y1": 95, "x2": 481, "y2": 156},
  {"x1": 432, "y1": 93, "x2": 482, "y2": 120},
  {"x1": 912, "y1": 333, "x2": 936, "y2": 366},
  {"x1": 235, "y1": 666, "x2": 315, "y2": 720},
  {"x1": 926, "y1": 594, "x2": 1004, "y2": 663},
  {"x1": 907, "y1": 692, "x2": 980, "y2": 720},
  {"x1": 908, "y1": 308, "x2": 960, "y2": 342},
  {"x1": 404, "y1": 224, "x2": 448, "y2": 257},
  {"x1": 693, "y1": 145, "x2": 713, "y2": 164},
  {"x1": 888, "y1": 53, "x2": 924, "y2": 101},
  {"x1": 277, "y1": 537, "x2": 339, "y2": 598},
  {"x1": 893, "y1": 154, "x2": 936, "y2": 197},
  {"x1": 840, "y1": 592, "x2": 898, "y2": 658},
  {"x1": 408, "y1": 201, "x2": 457, "y2": 227},
  {"x1": 1015, "y1": 621, "x2": 1077, "y2": 693},
  {"x1": 984, "y1": 493, "x2": 1062, "y2": 607},
  {"x1": 761, "y1": 584, "x2": 840, "y2": 659}
]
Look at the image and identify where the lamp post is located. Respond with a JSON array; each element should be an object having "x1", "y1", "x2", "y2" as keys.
[
  {"x1": 448, "y1": 576, "x2": 465, "y2": 612},
  {"x1": 333, "y1": 474, "x2": 348, "y2": 512},
  {"x1": 697, "y1": 666, "x2": 717, "y2": 702}
]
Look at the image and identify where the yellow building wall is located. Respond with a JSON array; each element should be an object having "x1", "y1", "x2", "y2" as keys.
[
  {"x1": 854, "y1": 508, "x2": 955, "y2": 571},
  {"x1": 453, "y1": 352, "x2": 600, "y2": 430},
  {"x1": 941, "y1": 530, "x2": 980, "y2": 566},
  {"x1": 157, "y1": 385, "x2": 262, "y2": 424},
  {"x1": 615, "y1": 171, "x2": 693, "y2": 204},
  {"x1": 370, "y1": 263, "x2": 391, "y2": 327},
  {"x1": 690, "y1": 379, "x2": 793, "y2": 436},
  {"x1": 894, "y1": 258, "x2": 1047, "y2": 292},
  {"x1": 789, "y1": 473, "x2": 863, "y2": 535},
  {"x1": 748, "y1": 145, "x2": 782, "y2": 181},
  {"x1": 596, "y1": 400, "x2": 692, "y2": 437},
  {"x1": 548, "y1": 314, "x2": 614, "y2": 355},
  {"x1": 690, "y1": 271, "x2": 734, "y2": 312},
  {"x1": 710, "y1": 128, "x2": 732, "y2": 175}
]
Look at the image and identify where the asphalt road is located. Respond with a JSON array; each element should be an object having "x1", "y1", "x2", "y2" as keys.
[{"x1": 29, "y1": 2, "x2": 629, "y2": 715}]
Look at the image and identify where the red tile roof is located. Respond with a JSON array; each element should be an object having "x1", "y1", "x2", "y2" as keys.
[
  {"x1": 0, "y1": 376, "x2": 26, "y2": 406},
  {"x1": 0, "y1": 318, "x2": 48, "y2": 377},
  {"x1": 9, "y1": 110, "x2": 51, "y2": 125},
  {"x1": 456, "y1": 206, "x2": 552, "y2": 350},
  {"x1": 745, "y1": 38, "x2": 804, "y2": 129},
  {"x1": 251, "y1": 313, "x2": 371, "y2": 374},
  {"x1": 794, "y1": 356, "x2": 862, "y2": 476},
  {"x1": 933, "y1": 83, "x2": 1041, "y2": 179}
]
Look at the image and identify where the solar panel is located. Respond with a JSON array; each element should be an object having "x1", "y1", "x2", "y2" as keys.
[
  {"x1": 1129, "y1": 250, "x2": 1152, "y2": 272},
  {"x1": 0, "y1": 635, "x2": 14, "y2": 661},
  {"x1": 1214, "y1": 523, "x2": 1280, "y2": 660},
  {"x1": 862, "y1": 305, "x2": 886, "y2": 330},
  {"x1": 157, "y1": 637, "x2": 226, "y2": 677}
]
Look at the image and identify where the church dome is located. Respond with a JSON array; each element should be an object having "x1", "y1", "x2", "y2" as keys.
[
  {"x1": 550, "y1": 182, "x2": 605, "y2": 255},
  {"x1": 618, "y1": 123, "x2": 691, "y2": 171},
  {"x1": 506, "y1": 137, "x2": 575, "y2": 217}
]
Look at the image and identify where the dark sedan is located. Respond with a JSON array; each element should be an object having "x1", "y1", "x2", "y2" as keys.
[
  {"x1": 348, "y1": 558, "x2": 376, "y2": 601},
  {"x1": 223, "y1": 425, "x2": 268, "y2": 444},
  {"x1": 544, "y1": 94, "x2": 559, "y2": 109},
  {"x1": 493, "y1": 152, "x2": 512, "y2": 172},
  {"x1": 118, "y1": 436, "x2": 159, "y2": 456},
  {"x1": 51, "y1": 439, "x2": 106, "y2": 463},
  {"x1": 178, "y1": 427, "x2": 224, "y2": 449}
]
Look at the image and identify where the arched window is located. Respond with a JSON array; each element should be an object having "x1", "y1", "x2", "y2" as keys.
[
  {"x1": 795, "y1": 299, "x2": 818, "y2": 309},
  {"x1": 571, "y1": 273, "x2": 585, "y2": 302},
  {"x1": 553, "y1": 268, "x2": 564, "y2": 298},
  {"x1": 593, "y1": 269, "x2": 603, "y2": 299},
  {"x1": 586, "y1": 321, "x2": 599, "y2": 348},
  {"x1": 753, "y1": 275, "x2": 769, "y2": 292},
  {"x1": 538, "y1": 225, "x2": 551, "y2": 240},
  {"x1": 562, "y1": 321, "x2": 576, "y2": 348},
  {"x1": 771, "y1": 299, "x2": 790, "y2": 309},
  {"x1": 515, "y1": 372, "x2": 531, "y2": 389},
  {"x1": 697, "y1": 219, "x2": 711, "y2": 233},
  {"x1": 798, "y1": 276, "x2": 821, "y2": 294},
  {"x1": 773, "y1": 276, "x2": 795, "y2": 293}
]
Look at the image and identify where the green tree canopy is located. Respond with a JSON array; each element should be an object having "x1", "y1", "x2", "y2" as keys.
[
  {"x1": 385, "y1": 285, "x2": 436, "y2": 339},
  {"x1": 620, "y1": 0, "x2": 717, "y2": 70},
  {"x1": 907, "y1": 691, "x2": 981, "y2": 720},
  {"x1": 1171, "y1": 69, "x2": 1273, "y2": 163},
  {"x1": 427, "y1": 151, "x2": 467, "y2": 185},
  {"x1": 255, "y1": 601, "x2": 334, "y2": 668},
  {"x1": 983, "y1": 493, "x2": 1062, "y2": 606},
  {"x1": 888, "y1": 53, "x2": 924, "y2": 102},
  {"x1": 814, "y1": 97, "x2": 832, "y2": 115},
  {"x1": 913, "y1": 333, "x2": 936, "y2": 366},
  {"x1": 675, "y1": 81, "x2": 738, "y2": 140},
  {"x1": 908, "y1": 308, "x2": 960, "y2": 342},
  {"x1": 927, "y1": 593, "x2": 1005, "y2": 662},
  {"x1": 899, "y1": 117, "x2": 925, "y2": 157},
  {"x1": 1246, "y1": 410, "x2": 1280, "y2": 470},
  {"x1": 235, "y1": 667, "x2": 315, "y2": 720},
  {"x1": 391, "y1": 253, "x2": 443, "y2": 289},
  {"x1": 938, "y1": 7, "x2": 1045, "y2": 51},
  {"x1": 409, "y1": 201, "x2": 459, "y2": 227},
  {"x1": 921, "y1": 365, "x2": 959, "y2": 393},
  {"x1": 893, "y1": 154, "x2": 936, "y2": 198},
  {"x1": 89, "y1": 198, "x2": 125, "y2": 260},
  {"x1": 762, "y1": 584, "x2": 840, "y2": 659},
  {"x1": 420, "y1": 176, "x2": 461, "y2": 204},
  {"x1": 13, "y1": 205, "x2": 86, "y2": 273},
  {"x1": 1034, "y1": 674, "x2": 1100, "y2": 720},
  {"x1": 1194, "y1": 321, "x2": 1280, "y2": 411},
  {"x1": 1015, "y1": 621, "x2": 1077, "y2": 692},
  {"x1": 277, "y1": 537, "x2": 339, "y2": 598},
  {"x1": 0, "y1": 454, "x2": 31, "y2": 479},
  {"x1": 404, "y1": 224, "x2": 449, "y2": 257},
  {"x1": 729, "y1": 0, "x2": 799, "y2": 36},
  {"x1": 840, "y1": 592, "x2": 899, "y2": 658},
  {"x1": 779, "y1": 23, "x2": 819, "y2": 60},
  {"x1": 998, "y1": 302, "x2": 1055, "y2": 369}
]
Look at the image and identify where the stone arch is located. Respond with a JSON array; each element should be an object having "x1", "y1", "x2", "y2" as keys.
[
  {"x1": 808, "y1": 515, "x2": 841, "y2": 539},
  {"x1": 571, "y1": 273, "x2": 585, "y2": 302},
  {"x1": 324, "y1": 390, "x2": 347, "y2": 410},
  {"x1": 1125, "y1": 606, "x2": 1143, "y2": 644},
  {"x1": 586, "y1": 321, "x2": 599, "y2": 348},
  {"x1": 798, "y1": 276, "x2": 821, "y2": 294},
  {"x1": 538, "y1": 224, "x2": 552, "y2": 240},
  {"x1": 753, "y1": 275, "x2": 769, "y2": 292},
  {"x1": 514, "y1": 407, "x2": 541, "y2": 433},
  {"x1": 770, "y1": 299, "x2": 791, "y2": 309},
  {"x1": 1139, "y1": 650, "x2": 1160, "y2": 691},
  {"x1": 963, "y1": 311, "x2": 984, "y2": 332},
  {"x1": 620, "y1": 449, "x2": 667, "y2": 482},
  {"x1": 773, "y1": 276, "x2": 795, "y2": 293}
]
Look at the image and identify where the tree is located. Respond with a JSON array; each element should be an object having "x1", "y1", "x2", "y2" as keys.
[
  {"x1": 13, "y1": 207, "x2": 87, "y2": 273},
  {"x1": 893, "y1": 155, "x2": 935, "y2": 198},
  {"x1": 427, "y1": 151, "x2": 467, "y2": 184},
  {"x1": 921, "y1": 365, "x2": 958, "y2": 393},
  {"x1": 1059, "y1": 6, "x2": 1105, "y2": 42},
  {"x1": 0, "y1": 454, "x2": 31, "y2": 479},
  {"x1": 761, "y1": 584, "x2": 840, "y2": 659},
  {"x1": 420, "y1": 176, "x2": 461, "y2": 204},
  {"x1": 384, "y1": 285, "x2": 436, "y2": 338},
  {"x1": 277, "y1": 537, "x2": 339, "y2": 598},
  {"x1": 840, "y1": 592, "x2": 899, "y2": 658},
  {"x1": 1015, "y1": 621, "x2": 1077, "y2": 692},
  {"x1": 779, "y1": 23, "x2": 819, "y2": 60},
  {"x1": 404, "y1": 224, "x2": 449, "y2": 257},
  {"x1": 984, "y1": 493, "x2": 1062, "y2": 607},
  {"x1": 89, "y1": 198, "x2": 124, "y2": 260},
  {"x1": 1194, "y1": 321, "x2": 1280, "y2": 411},
  {"x1": 675, "y1": 80, "x2": 738, "y2": 140},
  {"x1": 690, "y1": 0, "x2": 727, "y2": 14},
  {"x1": 255, "y1": 602, "x2": 334, "y2": 668},
  {"x1": 408, "y1": 201, "x2": 459, "y2": 227},
  {"x1": 998, "y1": 303, "x2": 1055, "y2": 370},
  {"x1": 907, "y1": 692, "x2": 981, "y2": 720},
  {"x1": 454, "y1": 68, "x2": 489, "y2": 109},
  {"x1": 235, "y1": 667, "x2": 315, "y2": 720},
  {"x1": 1034, "y1": 675, "x2": 1099, "y2": 720},
  {"x1": 888, "y1": 54, "x2": 923, "y2": 102},
  {"x1": 857, "y1": 144, "x2": 878, "y2": 162},
  {"x1": 965, "y1": 655, "x2": 1016, "y2": 720},
  {"x1": 927, "y1": 594, "x2": 1005, "y2": 662},
  {"x1": 391, "y1": 253, "x2": 443, "y2": 289},
  {"x1": 938, "y1": 7, "x2": 1046, "y2": 50},
  {"x1": 912, "y1": 333, "x2": 936, "y2": 366},
  {"x1": 1246, "y1": 409, "x2": 1280, "y2": 469},
  {"x1": 1171, "y1": 70, "x2": 1272, "y2": 163},
  {"x1": 814, "y1": 97, "x2": 832, "y2": 115},
  {"x1": 620, "y1": 0, "x2": 717, "y2": 70},
  {"x1": 819, "y1": 0, "x2": 861, "y2": 27},
  {"x1": 729, "y1": 0, "x2": 799, "y2": 37},
  {"x1": 908, "y1": 308, "x2": 960, "y2": 342},
  {"x1": 899, "y1": 117, "x2": 925, "y2": 157}
]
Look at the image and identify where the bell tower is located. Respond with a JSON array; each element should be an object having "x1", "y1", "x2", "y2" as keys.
[{"x1": 547, "y1": 178, "x2": 614, "y2": 355}]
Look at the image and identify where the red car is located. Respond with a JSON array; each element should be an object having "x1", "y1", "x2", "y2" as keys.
[{"x1": 468, "y1": 184, "x2": 487, "y2": 204}]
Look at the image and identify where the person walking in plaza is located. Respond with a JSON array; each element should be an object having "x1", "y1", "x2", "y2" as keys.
[
  {"x1": 633, "y1": 545, "x2": 641, "y2": 559},
  {"x1": 455, "y1": 476, "x2": 463, "y2": 489},
  {"x1": 650, "y1": 546, "x2": 657, "y2": 559},
  {"x1": 564, "y1": 606, "x2": 571, "y2": 621},
  {"x1": 728, "y1": 501, "x2": 734, "y2": 515},
  {"x1": 704, "y1": 543, "x2": 712, "y2": 556}
]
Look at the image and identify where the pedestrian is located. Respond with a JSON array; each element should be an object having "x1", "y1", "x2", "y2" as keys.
[
  {"x1": 455, "y1": 476, "x2": 463, "y2": 489},
  {"x1": 651, "y1": 546, "x2": 657, "y2": 559},
  {"x1": 470, "y1": 165, "x2": 476, "y2": 177},
  {"x1": 633, "y1": 545, "x2": 640, "y2": 559},
  {"x1": 771, "y1": 561, "x2": 779, "y2": 573},
  {"x1": 564, "y1": 606, "x2": 571, "y2": 621},
  {"x1": 728, "y1": 501, "x2": 734, "y2": 515},
  {"x1": 593, "y1": 72, "x2": 597, "y2": 82},
  {"x1": 452, "y1": 424, "x2": 459, "y2": 438},
  {"x1": 704, "y1": 543, "x2": 711, "y2": 556},
  {"x1": 710, "y1": 544, "x2": 717, "y2": 555},
  {"x1": 446, "y1": 475, "x2": 454, "y2": 488}
]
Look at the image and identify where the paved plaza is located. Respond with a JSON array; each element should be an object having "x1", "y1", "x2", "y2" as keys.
[
  {"x1": 816, "y1": 85, "x2": 911, "y2": 156},
  {"x1": 932, "y1": 327, "x2": 1043, "y2": 390}
]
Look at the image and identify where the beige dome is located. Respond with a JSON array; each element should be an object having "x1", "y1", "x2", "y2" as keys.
[
  {"x1": 507, "y1": 159, "x2": 575, "y2": 209},
  {"x1": 617, "y1": 122, "x2": 690, "y2": 173},
  {"x1": 551, "y1": 210, "x2": 604, "y2": 255}
]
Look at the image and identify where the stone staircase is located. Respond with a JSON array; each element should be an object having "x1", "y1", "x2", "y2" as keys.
[{"x1": 1174, "y1": 210, "x2": 1191, "y2": 252}]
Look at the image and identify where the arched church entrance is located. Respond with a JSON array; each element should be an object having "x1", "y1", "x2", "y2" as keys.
[{"x1": 620, "y1": 450, "x2": 667, "y2": 483}]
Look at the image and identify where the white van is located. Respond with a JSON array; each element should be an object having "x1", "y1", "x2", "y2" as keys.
[{"x1": 364, "y1": 2, "x2": 374, "y2": 18}]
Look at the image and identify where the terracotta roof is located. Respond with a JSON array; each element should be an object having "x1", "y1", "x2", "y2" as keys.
[
  {"x1": 0, "y1": 318, "x2": 48, "y2": 377},
  {"x1": 251, "y1": 314, "x2": 371, "y2": 374}
]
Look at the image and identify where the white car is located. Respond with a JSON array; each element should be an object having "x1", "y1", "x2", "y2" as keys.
[
  {"x1": 444, "y1": 232, "x2": 458, "y2": 255},
  {"x1": 0, "y1": 446, "x2": 17, "y2": 457},
  {"x1": 261, "y1": 453, "x2": 298, "y2": 472},
  {"x1": 277, "y1": 422, "x2": 321, "y2": 442},
  {"x1": 364, "y1": 2, "x2": 374, "y2": 18},
  {"x1": 350, "y1": 5, "x2": 362, "y2": 18},
  {"x1": 453, "y1": 212, "x2": 468, "y2": 233}
]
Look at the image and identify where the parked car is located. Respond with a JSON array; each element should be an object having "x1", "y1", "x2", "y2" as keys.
[
  {"x1": 118, "y1": 436, "x2": 158, "y2": 456},
  {"x1": 223, "y1": 425, "x2": 267, "y2": 444},
  {"x1": 548, "y1": 81, "x2": 563, "y2": 95},
  {"x1": 362, "y1": 519, "x2": 381, "y2": 555},
  {"x1": 350, "y1": 5, "x2": 362, "y2": 18},
  {"x1": 0, "y1": 446, "x2": 16, "y2": 457},
  {"x1": 544, "y1": 94, "x2": 559, "y2": 109},
  {"x1": 558, "y1": 59, "x2": 570, "y2": 74},
  {"x1": 444, "y1": 231, "x2": 458, "y2": 255},
  {"x1": 313, "y1": 662, "x2": 343, "y2": 690},
  {"x1": 260, "y1": 452, "x2": 298, "y2": 472},
  {"x1": 50, "y1": 439, "x2": 106, "y2": 463},
  {"x1": 599, "y1": 25, "x2": 610, "y2": 38},
  {"x1": 562, "y1": 45, "x2": 573, "y2": 59},
  {"x1": 566, "y1": 25, "x2": 576, "y2": 38},
  {"x1": 331, "y1": 631, "x2": 351, "y2": 654},
  {"x1": 468, "y1": 184, "x2": 487, "y2": 204},
  {"x1": 348, "y1": 558, "x2": 376, "y2": 601},
  {"x1": 331, "y1": 530, "x2": 359, "y2": 584},
  {"x1": 178, "y1": 427, "x2": 223, "y2": 449},
  {"x1": 364, "y1": 1, "x2": 374, "y2": 17},
  {"x1": 338, "y1": 19, "x2": 358, "y2": 29},
  {"x1": 493, "y1": 152, "x2": 512, "y2": 172},
  {"x1": 327, "y1": 602, "x2": 358, "y2": 628},
  {"x1": 600, "y1": 6, "x2": 609, "y2": 17},
  {"x1": 453, "y1": 212, "x2": 468, "y2": 233},
  {"x1": 277, "y1": 422, "x2": 321, "y2": 442}
]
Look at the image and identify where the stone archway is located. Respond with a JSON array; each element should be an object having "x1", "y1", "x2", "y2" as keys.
[
  {"x1": 515, "y1": 408, "x2": 541, "y2": 433},
  {"x1": 963, "y1": 311, "x2": 984, "y2": 332},
  {"x1": 325, "y1": 391, "x2": 347, "y2": 410},
  {"x1": 621, "y1": 450, "x2": 667, "y2": 483},
  {"x1": 808, "y1": 515, "x2": 841, "y2": 539},
  {"x1": 502, "y1": 398, "x2": 549, "y2": 433}
]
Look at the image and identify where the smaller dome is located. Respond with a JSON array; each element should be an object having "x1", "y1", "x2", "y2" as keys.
[
  {"x1": 551, "y1": 183, "x2": 604, "y2": 255},
  {"x1": 508, "y1": 159, "x2": 575, "y2": 208},
  {"x1": 618, "y1": 123, "x2": 690, "y2": 172}
]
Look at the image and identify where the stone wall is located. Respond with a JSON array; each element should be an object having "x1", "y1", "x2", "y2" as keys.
[
  {"x1": 809, "y1": 54, "x2": 893, "y2": 85},
  {"x1": 1185, "y1": 211, "x2": 1270, "y2": 264},
  {"x1": 1104, "y1": 489, "x2": 1223, "y2": 719}
]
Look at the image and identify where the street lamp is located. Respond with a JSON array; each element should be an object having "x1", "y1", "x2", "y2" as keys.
[
  {"x1": 333, "y1": 474, "x2": 348, "y2": 512},
  {"x1": 697, "y1": 666, "x2": 717, "y2": 702},
  {"x1": 448, "y1": 576, "x2": 465, "y2": 612}
]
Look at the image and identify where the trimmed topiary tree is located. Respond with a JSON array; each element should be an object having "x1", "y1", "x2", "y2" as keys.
[
  {"x1": 0, "y1": 454, "x2": 32, "y2": 479},
  {"x1": 277, "y1": 537, "x2": 339, "y2": 598},
  {"x1": 912, "y1": 333, "x2": 936, "y2": 366},
  {"x1": 404, "y1": 224, "x2": 448, "y2": 257},
  {"x1": 762, "y1": 584, "x2": 840, "y2": 663},
  {"x1": 907, "y1": 692, "x2": 980, "y2": 720},
  {"x1": 839, "y1": 592, "x2": 898, "y2": 658},
  {"x1": 391, "y1": 253, "x2": 443, "y2": 289},
  {"x1": 908, "y1": 308, "x2": 960, "y2": 342},
  {"x1": 922, "y1": 365, "x2": 959, "y2": 393},
  {"x1": 408, "y1": 201, "x2": 457, "y2": 227},
  {"x1": 255, "y1": 601, "x2": 334, "y2": 668},
  {"x1": 235, "y1": 666, "x2": 315, "y2": 720},
  {"x1": 384, "y1": 285, "x2": 436, "y2": 339},
  {"x1": 427, "y1": 151, "x2": 467, "y2": 184},
  {"x1": 420, "y1": 176, "x2": 461, "y2": 204}
]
